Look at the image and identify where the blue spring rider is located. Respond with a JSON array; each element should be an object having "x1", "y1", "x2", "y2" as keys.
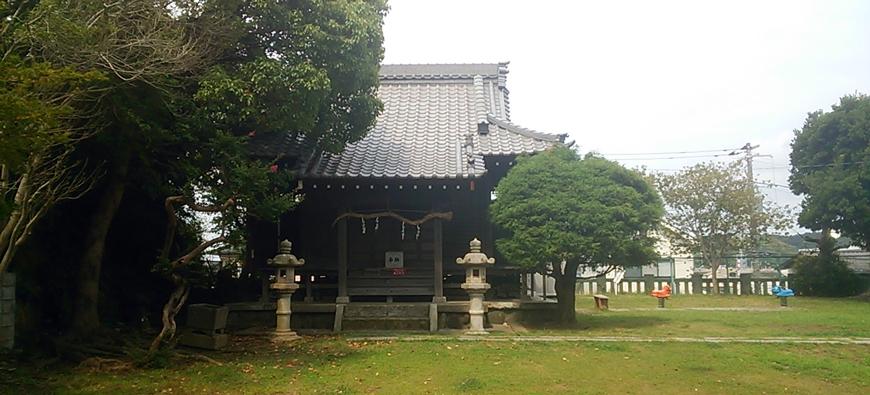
[{"x1": 771, "y1": 285, "x2": 794, "y2": 306}]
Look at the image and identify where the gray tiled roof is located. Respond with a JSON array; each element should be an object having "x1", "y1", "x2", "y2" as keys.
[
  {"x1": 296, "y1": 63, "x2": 565, "y2": 179},
  {"x1": 379, "y1": 63, "x2": 504, "y2": 81}
]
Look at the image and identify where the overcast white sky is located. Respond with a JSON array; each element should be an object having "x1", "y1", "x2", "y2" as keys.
[{"x1": 382, "y1": 0, "x2": 870, "y2": 216}]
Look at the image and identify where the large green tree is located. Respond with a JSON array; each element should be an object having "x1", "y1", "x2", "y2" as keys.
[
  {"x1": 1, "y1": 0, "x2": 109, "y2": 278},
  {"x1": 7, "y1": 0, "x2": 387, "y2": 336},
  {"x1": 790, "y1": 94, "x2": 870, "y2": 249},
  {"x1": 16, "y1": 0, "x2": 234, "y2": 335},
  {"x1": 491, "y1": 147, "x2": 663, "y2": 323},
  {"x1": 656, "y1": 161, "x2": 791, "y2": 294}
]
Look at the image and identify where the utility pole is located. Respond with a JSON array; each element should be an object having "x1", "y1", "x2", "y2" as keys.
[
  {"x1": 736, "y1": 143, "x2": 771, "y2": 271},
  {"x1": 740, "y1": 142, "x2": 759, "y2": 184}
]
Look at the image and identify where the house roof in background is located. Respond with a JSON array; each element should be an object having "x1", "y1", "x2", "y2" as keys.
[{"x1": 257, "y1": 63, "x2": 566, "y2": 179}]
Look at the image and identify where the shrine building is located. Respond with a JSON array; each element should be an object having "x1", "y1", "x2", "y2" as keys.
[{"x1": 239, "y1": 63, "x2": 566, "y2": 331}]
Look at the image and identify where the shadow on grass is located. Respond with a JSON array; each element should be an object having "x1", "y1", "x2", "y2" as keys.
[
  {"x1": 516, "y1": 312, "x2": 671, "y2": 331},
  {"x1": 575, "y1": 313, "x2": 671, "y2": 331},
  {"x1": 0, "y1": 335, "x2": 372, "y2": 395}
]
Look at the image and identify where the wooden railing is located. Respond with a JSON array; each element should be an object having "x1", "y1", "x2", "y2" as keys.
[{"x1": 576, "y1": 274, "x2": 791, "y2": 296}]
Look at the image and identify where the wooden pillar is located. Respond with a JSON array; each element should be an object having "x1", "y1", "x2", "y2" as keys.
[
  {"x1": 336, "y1": 217, "x2": 349, "y2": 304},
  {"x1": 432, "y1": 219, "x2": 446, "y2": 303}
]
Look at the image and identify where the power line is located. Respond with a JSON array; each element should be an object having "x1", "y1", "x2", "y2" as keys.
[
  {"x1": 612, "y1": 152, "x2": 743, "y2": 161},
  {"x1": 601, "y1": 147, "x2": 745, "y2": 156},
  {"x1": 756, "y1": 160, "x2": 869, "y2": 170}
]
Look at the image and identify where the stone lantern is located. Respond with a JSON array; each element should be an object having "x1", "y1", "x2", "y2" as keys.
[
  {"x1": 267, "y1": 240, "x2": 304, "y2": 340},
  {"x1": 456, "y1": 238, "x2": 495, "y2": 335}
]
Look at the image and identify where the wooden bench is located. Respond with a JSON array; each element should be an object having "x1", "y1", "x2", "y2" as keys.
[
  {"x1": 592, "y1": 294, "x2": 609, "y2": 311},
  {"x1": 347, "y1": 268, "x2": 435, "y2": 301}
]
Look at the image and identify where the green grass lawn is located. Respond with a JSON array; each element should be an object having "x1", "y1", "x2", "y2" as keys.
[
  {"x1": 557, "y1": 294, "x2": 870, "y2": 338},
  {"x1": 1, "y1": 295, "x2": 867, "y2": 394},
  {"x1": 4, "y1": 338, "x2": 867, "y2": 394}
]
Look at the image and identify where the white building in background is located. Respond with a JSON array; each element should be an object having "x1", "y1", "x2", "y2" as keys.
[
  {"x1": 527, "y1": 233, "x2": 696, "y2": 299},
  {"x1": 798, "y1": 247, "x2": 870, "y2": 275},
  {"x1": 839, "y1": 249, "x2": 870, "y2": 275}
]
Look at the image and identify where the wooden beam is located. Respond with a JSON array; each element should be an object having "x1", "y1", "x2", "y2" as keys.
[
  {"x1": 432, "y1": 219, "x2": 446, "y2": 303},
  {"x1": 336, "y1": 217, "x2": 349, "y2": 303}
]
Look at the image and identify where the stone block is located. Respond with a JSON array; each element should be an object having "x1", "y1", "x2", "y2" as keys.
[
  {"x1": 739, "y1": 273, "x2": 752, "y2": 295},
  {"x1": 0, "y1": 313, "x2": 13, "y2": 326},
  {"x1": 643, "y1": 274, "x2": 655, "y2": 293},
  {"x1": 1, "y1": 286, "x2": 13, "y2": 300},
  {"x1": 187, "y1": 304, "x2": 228, "y2": 332},
  {"x1": 429, "y1": 304, "x2": 438, "y2": 332},
  {"x1": 0, "y1": 274, "x2": 14, "y2": 287},
  {"x1": 178, "y1": 330, "x2": 228, "y2": 350},
  {"x1": 333, "y1": 304, "x2": 344, "y2": 332},
  {"x1": 342, "y1": 317, "x2": 429, "y2": 331},
  {"x1": 487, "y1": 310, "x2": 506, "y2": 324},
  {"x1": 441, "y1": 312, "x2": 469, "y2": 329}
]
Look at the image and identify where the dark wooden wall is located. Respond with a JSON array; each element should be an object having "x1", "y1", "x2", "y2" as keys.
[{"x1": 247, "y1": 167, "x2": 522, "y2": 300}]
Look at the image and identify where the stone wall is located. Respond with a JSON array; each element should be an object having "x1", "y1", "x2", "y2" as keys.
[
  {"x1": 576, "y1": 275, "x2": 792, "y2": 296},
  {"x1": 0, "y1": 274, "x2": 14, "y2": 349}
]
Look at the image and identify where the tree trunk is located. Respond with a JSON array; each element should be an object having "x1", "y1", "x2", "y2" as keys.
[
  {"x1": 0, "y1": 171, "x2": 28, "y2": 275},
  {"x1": 553, "y1": 261, "x2": 580, "y2": 324},
  {"x1": 146, "y1": 196, "x2": 231, "y2": 358},
  {"x1": 149, "y1": 275, "x2": 189, "y2": 354},
  {"x1": 710, "y1": 258, "x2": 721, "y2": 295},
  {"x1": 71, "y1": 161, "x2": 128, "y2": 336}
]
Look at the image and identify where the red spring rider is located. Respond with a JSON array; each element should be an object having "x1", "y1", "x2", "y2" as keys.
[{"x1": 650, "y1": 284, "x2": 671, "y2": 308}]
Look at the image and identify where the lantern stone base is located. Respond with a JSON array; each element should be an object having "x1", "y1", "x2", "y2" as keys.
[
  {"x1": 271, "y1": 330, "x2": 301, "y2": 342},
  {"x1": 462, "y1": 285, "x2": 490, "y2": 335}
]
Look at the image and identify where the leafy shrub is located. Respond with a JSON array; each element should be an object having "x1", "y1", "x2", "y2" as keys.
[{"x1": 791, "y1": 255, "x2": 867, "y2": 297}]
